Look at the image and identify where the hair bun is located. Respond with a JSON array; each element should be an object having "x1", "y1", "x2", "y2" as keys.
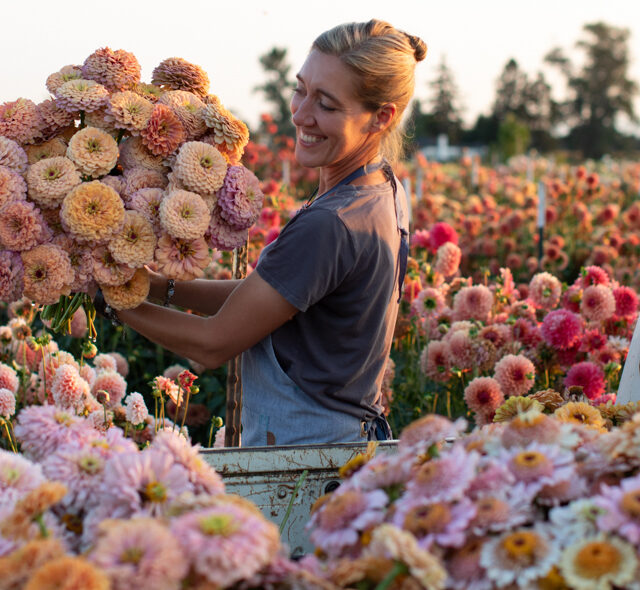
[{"x1": 407, "y1": 34, "x2": 427, "y2": 62}]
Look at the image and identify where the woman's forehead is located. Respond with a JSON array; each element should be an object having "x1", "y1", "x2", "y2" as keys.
[{"x1": 297, "y1": 51, "x2": 357, "y2": 99}]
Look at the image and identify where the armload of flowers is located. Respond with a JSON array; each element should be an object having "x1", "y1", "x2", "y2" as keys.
[
  {"x1": 404, "y1": 155, "x2": 640, "y2": 289},
  {"x1": 303, "y1": 408, "x2": 640, "y2": 589},
  {"x1": 389, "y1": 234, "x2": 638, "y2": 429},
  {"x1": 0, "y1": 47, "x2": 264, "y2": 336}
]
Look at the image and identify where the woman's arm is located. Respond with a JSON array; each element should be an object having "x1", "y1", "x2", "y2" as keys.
[
  {"x1": 147, "y1": 270, "x2": 242, "y2": 316},
  {"x1": 118, "y1": 270, "x2": 297, "y2": 369}
]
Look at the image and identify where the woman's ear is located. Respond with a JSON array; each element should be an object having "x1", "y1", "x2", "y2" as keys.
[{"x1": 370, "y1": 103, "x2": 397, "y2": 133}]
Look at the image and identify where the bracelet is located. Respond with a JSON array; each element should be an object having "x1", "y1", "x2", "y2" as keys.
[
  {"x1": 163, "y1": 279, "x2": 175, "y2": 307},
  {"x1": 93, "y1": 289, "x2": 122, "y2": 327}
]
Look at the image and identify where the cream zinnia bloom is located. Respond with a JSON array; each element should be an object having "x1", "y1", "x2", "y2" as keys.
[
  {"x1": 66, "y1": 127, "x2": 119, "y2": 178},
  {"x1": 105, "y1": 91, "x2": 154, "y2": 133},
  {"x1": 55, "y1": 79, "x2": 109, "y2": 113},
  {"x1": 108, "y1": 211, "x2": 156, "y2": 267},
  {"x1": 26, "y1": 157, "x2": 81, "y2": 209},
  {"x1": 159, "y1": 189, "x2": 210, "y2": 240},
  {"x1": 173, "y1": 141, "x2": 226, "y2": 195},
  {"x1": 201, "y1": 102, "x2": 249, "y2": 163}
]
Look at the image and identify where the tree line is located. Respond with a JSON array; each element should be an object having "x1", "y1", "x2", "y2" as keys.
[{"x1": 255, "y1": 22, "x2": 638, "y2": 161}]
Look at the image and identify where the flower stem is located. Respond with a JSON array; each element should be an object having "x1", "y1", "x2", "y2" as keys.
[
  {"x1": 279, "y1": 470, "x2": 308, "y2": 535},
  {"x1": 2, "y1": 420, "x2": 17, "y2": 453},
  {"x1": 34, "y1": 514, "x2": 49, "y2": 538},
  {"x1": 179, "y1": 389, "x2": 191, "y2": 435},
  {"x1": 375, "y1": 561, "x2": 408, "y2": 590}
]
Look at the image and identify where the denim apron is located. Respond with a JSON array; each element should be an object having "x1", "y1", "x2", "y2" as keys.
[{"x1": 241, "y1": 162, "x2": 407, "y2": 447}]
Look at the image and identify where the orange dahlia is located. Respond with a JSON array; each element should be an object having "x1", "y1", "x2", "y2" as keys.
[{"x1": 60, "y1": 180, "x2": 125, "y2": 244}]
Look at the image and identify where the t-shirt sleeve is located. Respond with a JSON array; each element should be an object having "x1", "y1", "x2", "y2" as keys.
[{"x1": 256, "y1": 208, "x2": 356, "y2": 312}]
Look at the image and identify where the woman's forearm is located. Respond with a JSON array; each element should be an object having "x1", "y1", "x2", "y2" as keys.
[{"x1": 149, "y1": 277, "x2": 242, "y2": 316}]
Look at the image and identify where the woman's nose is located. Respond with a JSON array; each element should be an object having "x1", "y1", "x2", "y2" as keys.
[{"x1": 291, "y1": 96, "x2": 313, "y2": 127}]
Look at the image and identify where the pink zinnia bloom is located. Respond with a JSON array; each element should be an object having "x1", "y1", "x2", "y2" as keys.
[
  {"x1": 0, "y1": 388, "x2": 15, "y2": 418},
  {"x1": 581, "y1": 284, "x2": 616, "y2": 322},
  {"x1": 90, "y1": 517, "x2": 188, "y2": 590},
  {"x1": 578, "y1": 265, "x2": 610, "y2": 288},
  {"x1": 564, "y1": 361, "x2": 606, "y2": 400},
  {"x1": 0, "y1": 362, "x2": 18, "y2": 394},
  {"x1": 594, "y1": 473, "x2": 640, "y2": 543},
  {"x1": 217, "y1": 165, "x2": 264, "y2": 230},
  {"x1": 171, "y1": 503, "x2": 280, "y2": 588},
  {"x1": 92, "y1": 369, "x2": 127, "y2": 408},
  {"x1": 453, "y1": 285, "x2": 493, "y2": 322},
  {"x1": 428, "y1": 221, "x2": 458, "y2": 253},
  {"x1": 391, "y1": 495, "x2": 475, "y2": 550},
  {"x1": 540, "y1": 309, "x2": 583, "y2": 350},
  {"x1": 613, "y1": 286, "x2": 639, "y2": 318},
  {"x1": 0, "y1": 449, "x2": 46, "y2": 505},
  {"x1": 464, "y1": 377, "x2": 504, "y2": 416},
  {"x1": 14, "y1": 405, "x2": 95, "y2": 462},
  {"x1": 0, "y1": 200, "x2": 51, "y2": 251},
  {"x1": 347, "y1": 452, "x2": 412, "y2": 492},
  {"x1": 307, "y1": 487, "x2": 387, "y2": 557},
  {"x1": 405, "y1": 445, "x2": 479, "y2": 503},
  {"x1": 51, "y1": 364, "x2": 91, "y2": 411},
  {"x1": 434, "y1": 242, "x2": 462, "y2": 277},
  {"x1": 493, "y1": 354, "x2": 535, "y2": 396},
  {"x1": 155, "y1": 231, "x2": 211, "y2": 280},
  {"x1": 0, "y1": 251, "x2": 24, "y2": 303},
  {"x1": 205, "y1": 206, "x2": 248, "y2": 251},
  {"x1": 528, "y1": 272, "x2": 562, "y2": 310},
  {"x1": 151, "y1": 430, "x2": 224, "y2": 495}
]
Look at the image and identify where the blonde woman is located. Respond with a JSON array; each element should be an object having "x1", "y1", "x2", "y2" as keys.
[{"x1": 96, "y1": 20, "x2": 427, "y2": 446}]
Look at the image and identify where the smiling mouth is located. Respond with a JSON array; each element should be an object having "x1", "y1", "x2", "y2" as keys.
[{"x1": 298, "y1": 132, "x2": 325, "y2": 145}]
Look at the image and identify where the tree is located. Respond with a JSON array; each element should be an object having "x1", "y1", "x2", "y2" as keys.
[
  {"x1": 425, "y1": 56, "x2": 464, "y2": 143},
  {"x1": 545, "y1": 22, "x2": 638, "y2": 158},
  {"x1": 497, "y1": 113, "x2": 531, "y2": 159},
  {"x1": 254, "y1": 47, "x2": 296, "y2": 138}
]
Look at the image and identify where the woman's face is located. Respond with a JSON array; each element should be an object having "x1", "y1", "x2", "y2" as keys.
[{"x1": 290, "y1": 50, "x2": 377, "y2": 171}]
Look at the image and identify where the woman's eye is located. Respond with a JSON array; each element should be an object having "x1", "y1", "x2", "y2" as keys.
[{"x1": 319, "y1": 102, "x2": 336, "y2": 112}]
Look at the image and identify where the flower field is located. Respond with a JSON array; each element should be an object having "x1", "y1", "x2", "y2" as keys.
[{"x1": 3, "y1": 44, "x2": 640, "y2": 589}]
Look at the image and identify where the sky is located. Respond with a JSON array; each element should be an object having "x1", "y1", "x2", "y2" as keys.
[{"x1": 2, "y1": 0, "x2": 640, "y2": 132}]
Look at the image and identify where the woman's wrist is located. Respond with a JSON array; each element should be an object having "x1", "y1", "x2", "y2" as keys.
[
  {"x1": 163, "y1": 279, "x2": 176, "y2": 307},
  {"x1": 93, "y1": 289, "x2": 121, "y2": 327}
]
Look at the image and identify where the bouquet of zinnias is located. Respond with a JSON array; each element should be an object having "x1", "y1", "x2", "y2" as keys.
[{"x1": 0, "y1": 48, "x2": 264, "y2": 337}]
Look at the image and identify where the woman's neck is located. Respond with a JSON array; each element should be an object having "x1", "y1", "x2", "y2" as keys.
[{"x1": 317, "y1": 145, "x2": 383, "y2": 195}]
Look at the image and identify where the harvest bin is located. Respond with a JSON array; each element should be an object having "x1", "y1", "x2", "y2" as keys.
[{"x1": 201, "y1": 441, "x2": 398, "y2": 556}]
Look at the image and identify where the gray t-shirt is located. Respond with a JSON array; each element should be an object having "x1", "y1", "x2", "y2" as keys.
[{"x1": 255, "y1": 180, "x2": 407, "y2": 421}]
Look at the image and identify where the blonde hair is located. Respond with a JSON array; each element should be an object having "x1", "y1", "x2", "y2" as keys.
[{"x1": 312, "y1": 19, "x2": 427, "y2": 164}]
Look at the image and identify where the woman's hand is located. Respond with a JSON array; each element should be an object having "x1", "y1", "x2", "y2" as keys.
[{"x1": 145, "y1": 265, "x2": 168, "y2": 303}]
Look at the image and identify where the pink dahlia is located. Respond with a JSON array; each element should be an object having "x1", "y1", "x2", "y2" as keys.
[
  {"x1": 0, "y1": 388, "x2": 15, "y2": 418},
  {"x1": 307, "y1": 488, "x2": 387, "y2": 557},
  {"x1": 151, "y1": 430, "x2": 224, "y2": 495},
  {"x1": 529, "y1": 272, "x2": 562, "y2": 310},
  {"x1": 0, "y1": 165, "x2": 27, "y2": 207},
  {"x1": 564, "y1": 361, "x2": 606, "y2": 400},
  {"x1": 82, "y1": 47, "x2": 141, "y2": 92},
  {"x1": 420, "y1": 340, "x2": 450, "y2": 382},
  {"x1": 0, "y1": 136, "x2": 28, "y2": 175},
  {"x1": 159, "y1": 189, "x2": 210, "y2": 239},
  {"x1": 428, "y1": 221, "x2": 458, "y2": 253},
  {"x1": 171, "y1": 503, "x2": 280, "y2": 587},
  {"x1": 446, "y1": 329, "x2": 475, "y2": 371},
  {"x1": 51, "y1": 364, "x2": 91, "y2": 411},
  {"x1": 464, "y1": 377, "x2": 504, "y2": 417},
  {"x1": 92, "y1": 369, "x2": 127, "y2": 408},
  {"x1": 0, "y1": 251, "x2": 24, "y2": 303},
  {"x1": 93, "y1": 353, "x2": 118, "y2": 372},
  {"x1": 125, "y1": 392, "x2": 148, "y2": 425},
  {"x1": 578, "y1": 265, "x2": 610, "y2": 288},
  {"x1": 0, "y1": 200, "x2": 51, "y2": 251},
  {"x1": 613, "y1": 286, "x2": 638, "y2": 318},
  {"x1": 434, "y1": 241, "x2": 461, "y2": 277},
  {"x1": 411, "y1": 287, "x2": 446, "y2": 318},
  {"x1": 0, "y1": 449, "x2": 46, "y2": 504},
  {"x1": 205, "y1": 206, "x2": 248, "y2": 250},
  {"x1": 89, "y1": 517, "x2": 188, "y2": 590},
  {"x1": 581, "y1": 284, "x2": 616, "y2": 322},
  {"x1": 217, "y1": 165, "x2": 264, "y2": 230},
  {"x1": 540, "y1": 309, "x2": 583, "y2": 350},
  {"x1": 0, "y1": 98, "x2": 43, "y2": 145},
  {"x1": 155, "y1": 232, "x2": 211, "y2": 280},
  {"x1": 453, "y1": 285, "x2": 493, "y2": 322},
  {"x1": 14, "y1": 405, "x2": 95, "y2": 462},
  {"x1": 22, "y1": 243, "x2": 74, "y2": 306},
  {"x1": 108, "y1": 352, "x2": 129, "y2": 377},
  {"x1": 493, "y1": 354, "x2": 535, "y2": 397}
]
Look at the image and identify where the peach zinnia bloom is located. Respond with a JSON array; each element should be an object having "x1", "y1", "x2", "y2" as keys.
[
  {"x1": 118, "y1": 136, "x2": 166, "y2": 172},
  {"x1": 152, "y1": 57, "x2": 210, "y2": 96},
  {"x1": 92, "y1": 246, "x2": 136, "y2": 286},
  {"x1": 0, "y1": 136, "x2": 28, "y2": 175},
  {"x1": 82, "y1": 47, "x2": 141, "y2": 92},
  {"x1": 24, "y1": 556, "x2": 110, "y2": 590},
  {"x1": 26, "y1": 156, "x2": 81, "y2": 209},
  {"x1": 155, "y1": 231, "x2": 211, "y2": 280},
  {"x1": 105, "y1": 91, "x2": 154, "y2": 133},
  {"x1": 66, "y1": 127, "x2": 119, "y2": 178},
  {"x1": 160, "y1": 189, "x2": 210, "y2": 240},
  {"x1": 108, "y1": 210, "x2": 157, "y2": 267},
  {"x1": 173, "y1": 141, "x2": 227, "y2": 195},
  {"x1": 45, "y1": 64, "x2": 83, "y2": 94},
  {"x1": 122, "y1": 166, "x2": 167, "y2": 201},
  {"x1": 201, "y1": 102, "x2": 249, "y2": 163},
  {"x1": 61, "y1": 180, "x2": 125, "y2": 244},
  {"x1": 0, "y1": 200, "x2": 51, "y2": 251},
  {"x1": 158, "y1": 90, "x2": 207, "y2": 139},
  {"x1": 21, "y1": 243, "x2": 74, "y2": 305},
  {"x1": 128, "y1": 187, "x2": 164, "y2": 232},
  {"x1": 25, "y1": 137, "x2": 68, "y2": 164},
  {"x1": 55, "y1": 79, "x2": 109, "y2": 113},
  {"x1": 102, "y1": 267, "x2": 150, "y2": 310},
  {"x1": 0, "y1": 165, "x2": 27, "y2": 207},
  {"x1": 36, "y1": 100, "x2": 75, "y2": 141},
  {"x1": 0, "y1": 98, "x2": 44, "y2": 145},
  {"x1": 52, "y1": 235, "x2": 95, "y2": 292},
  {"x1": 140, "y1": 104, "x2": 186, "y2": 157}
]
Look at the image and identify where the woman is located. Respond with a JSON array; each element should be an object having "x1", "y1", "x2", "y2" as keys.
[{"x1": 97, "y1": 20, "x2": 427, "y2": 446}]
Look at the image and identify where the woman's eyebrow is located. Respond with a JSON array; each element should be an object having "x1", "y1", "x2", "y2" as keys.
[{"x1": 295, "y1": 74, "x2": 343, "y2": 107}]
